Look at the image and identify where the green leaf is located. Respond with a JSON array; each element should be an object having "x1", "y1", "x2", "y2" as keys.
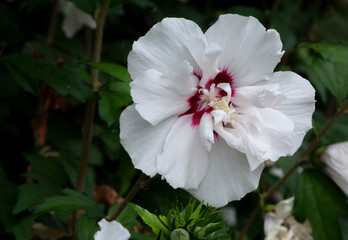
[
  {"x1": 24, "y1": 153, "x2": 67, "y2": 187},
  {"x1": 33, "y1": 188, "x2": 104, "y2": 219},
  {"x1": 98, "y1": 89, "x2": 130, "y2": 127},
  {"x1": 293, "y1": 169, "x2": 348, "y2": 240},
  {"x1": 85, "y1": 62, "x2": 132, "y2": 83},
  {"x1": 56, "y1": 153, "x2": 96, "y2": 197},
  {"x1": 2, "y1": 54, "x2": 94, "y2": 101},
  {"x1": 86, "y1": 62, "x2": 132, "y2": 126},
  {"x1": 313, "y1": 111, "x2": 348, "y2": 146},
  {"x1": 66, "y1": 0, "x2": 98, "y2": 16},
  {"x1": 107, "y1": 203, "x2": 139, "y2": 229},
  {"x1": 310, "y1": 58, "x2": 348, "y2": 100},
  {"x1": 304, "y1": 42, "x2": 348, "y2": 65},
  {"x1": 78, "y1": 216, "x2": 98, "y2": 240},
  {"x1": 339, "y1": 215, "x2": 348, "y2": 240},
  {"x1": 10, "y1": 215, "x2": 34, "y2": 240},
  {"x1": 2, "y1": 60, "x2": 40, "y2": 95},
  {"x1": 13, "y1": 183, "x2": 61, "y2": 214},
  {"x1": 130, "y1": 203, "x2": 170, "y2": 236},
  {"x1": 13, "y1": 153, "x2": 69, "y2": 214},
  {"x1": 130, "y1": 232, "x2": 157, "y2": 240},
  {"x1": 298, "y1": 42, "x2": 348, "y2": 101},
  {"x1": 0, "y1": 185, "x2": 18, "y2": 231}
]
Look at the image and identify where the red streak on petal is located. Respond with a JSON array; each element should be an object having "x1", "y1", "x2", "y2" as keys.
[
  {"x1": 192, "y1": 109, "x2": 205, "y2": 126},
  {"x1": 179, "y1": 69, "x2": 234, "y2": 128},
  {"x1": 205, "y1": 69, "x2": 234, "y2": 96},
  {"x1": 213, "y1": 131, "x2": 219, "y2": 140},
  {"x1": 194, "y1": 72, "x2": 202, "y2": 80}
]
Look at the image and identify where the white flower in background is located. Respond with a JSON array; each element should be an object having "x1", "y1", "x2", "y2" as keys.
[
  {"x1": 321, "y1": 141, "x2": 348, "y2": 196},
  {"x1": 264, "y1": 197, "x2": 313, "y2": 240},
  {"x1": 60, "y1": 0, "x2": 96, "y2": 38},
  {"x1": 94, "y1": 219, "x2": 130, "y2": 240},
  {"x1": 120, "y1": 14, "x2": 315, "y2": 207},
  {"x1": 221, "y1": 206, "x2": 237, "y2": 227}
]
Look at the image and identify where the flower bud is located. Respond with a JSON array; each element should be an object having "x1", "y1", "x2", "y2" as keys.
[{"x1": 170, "y1": 229, "x2": 190, "y2": 240}]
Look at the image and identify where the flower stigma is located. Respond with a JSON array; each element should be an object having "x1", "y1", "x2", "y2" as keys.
[
  {"x1": 181, "y1": 69, "x2": 237, "y2": 127},
  {"x1": 198, "y1": 83, "x2": 237, "y2": 125}
]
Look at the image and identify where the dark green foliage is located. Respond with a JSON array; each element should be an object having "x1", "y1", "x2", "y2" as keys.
[
  {"x1": 131, "y1": 199, "x2": 230, "y2": 240},
  {"x1": 298, "y1": 42, "x2": 348, "y2": 103},
  {"x1": 66, "y1": 0, "x2": 98, "y2": 16},
  {"x1": 2, "y1": 54, "x2": 94, "y2": 101},
  {"x1": 107, "y1": 203, "x2": 139, "y2": 229},
  {"x1": 293, "y1": 169, "x2": 348, "y2": 240},
  {"x1": 78, "y1": 216, "x2": 99, "y2": 240},
  {"x1": 86, "y1": 62, "x2": 133, "y2": 126},
  {"x1": 33, "y1": 188, "x2": 104, "y2": 219}
]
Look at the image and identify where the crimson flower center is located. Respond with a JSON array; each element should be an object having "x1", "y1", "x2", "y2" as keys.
[{"x1": 180, "y1": 69, "x2": 235, "y2": 126}]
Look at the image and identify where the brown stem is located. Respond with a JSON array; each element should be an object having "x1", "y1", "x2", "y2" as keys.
[
  {"x1": 75, "y1": 0, "x2": 110, "y2": 198},
  {"x1": 109, "y1": 173, "x2": 147, "y2": 221},
  {"x1": 46, "y1": 0, "x2": 60, "y2": 45},
  {"x1": 91, "y1": 0, "x2": 110, "y2": 92},
  {"x1": 76, "y1": 101, "x2": 96, "y2": 193},
  {"x1": 72, "y1": 0, "x2": 110, "y2": 238},
  {"x1": 237, "y1": 103, "x2": 348, "y2": 240}
]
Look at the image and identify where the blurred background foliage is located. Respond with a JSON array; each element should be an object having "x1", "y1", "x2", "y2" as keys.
[{"x1": 0, "y1": 0, "x2": 348, "y2": 239}]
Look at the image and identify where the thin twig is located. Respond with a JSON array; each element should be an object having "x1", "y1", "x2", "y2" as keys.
[
  {"x1": 237, "y1": 103, "x2": 348, "y2": 240},
  {"x1": 109, "y1": 173, "x2": 147, "y2": 221},
  {"x1": 91, "y1": 0, "x2": 110, "y2": 92},
  {"x1": 46, "y1": 0, "x2": 60, "y2": 45},
  {"x1": 76, "y1": 101, "x2": 96, "y2": 193},
  {"x1": 75, "y1": 0, "x2": 110, "y2": 197},
  {"x1": 72, "y1": 0, "x2": 110, "y2": 238}
]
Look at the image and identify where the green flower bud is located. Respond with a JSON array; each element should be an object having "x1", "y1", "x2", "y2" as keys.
[{"x1": 170, "y1": 228, "x2": 190, "y2": 240}]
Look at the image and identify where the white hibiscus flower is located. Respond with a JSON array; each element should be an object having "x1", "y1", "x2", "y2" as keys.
[
  {"x1": 321, "y1": 141, "x2": 348, "y2": 196},
  {"x1": 120, "y1": 14, "x2": 315, "y2": 207},
  {"x1": 60, "y1": 0, "x2": 96, "y2": 38},
  {"x1": 264, "y1": 197, "x2": 313, "y2": 240},
  {"x1": 94, "y1": 219, "x2": 130, "y2": 240}
]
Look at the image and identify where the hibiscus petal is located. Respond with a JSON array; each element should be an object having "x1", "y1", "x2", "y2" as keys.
[
  {"x1": 184, "y1": 37, "x2": 221, "y2": 86},
  {"x1": 61, "y1": 1, "x2": 96, "y2": 38},
  {"x1": 265, "y1": 71, "x2": 315, "y2": 154},
  {"x1": 205, "y1": 14, "x2": 283, "y2": 87},
  {"x1": 217, "y1": 106, "x2": 295, "y2": 171},
  {"x1": 128, "y1": 18, "x2": 205, "y2": 80},
  {"x1": 94, "y1": 219, "x2": 130, "y2": 240},
  {"x1": 120, "y1": 105, "x2": 176, "y2": 177},
  {"x1": 199, "y1": 113, "x2": 214, "y2": 151},
  {"x1": 157, "y1": 115, "x2": 210, "y2": 189},
  {"x1": 189, "y1": 138, "x2": 264, "y2": 208},
  {"x1": 131, "y1": 60, "x2": 198, "y2": 126}
]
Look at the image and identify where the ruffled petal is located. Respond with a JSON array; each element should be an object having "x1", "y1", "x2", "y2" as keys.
[
  {"x1": 131, "y1": 60, "x2": 198, "y2": 126},
  {"x1": 184, "y1": 37, "x2": 221, "y2": 86},
  {"x1": 94, "y1": 219, "x2": 130, "y2": 240},
  {"x1": 199, "y1": 113, "x2": 214, "y2": 151},
  {"x1": 128, "y1": 18, "x2": 205, "y2": 80},
  {"x1": 189, "y1": 138, "x2": 264, "y2": 207},
  {"x1": 119, "y1": 105, "x2": 176, "y2": 177},
  {"x1": 264, "y1": 71, "x2": 315, "y2": 154},
  {"x1": 157, "y1": 115, "x2": 210, "y2": 189},
  {"x1": 217, "y1": 106, "x2": 295, "y2": 171},
  {"x1": 205, "y1": 14, "x2": 283, "y2": 87}
]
